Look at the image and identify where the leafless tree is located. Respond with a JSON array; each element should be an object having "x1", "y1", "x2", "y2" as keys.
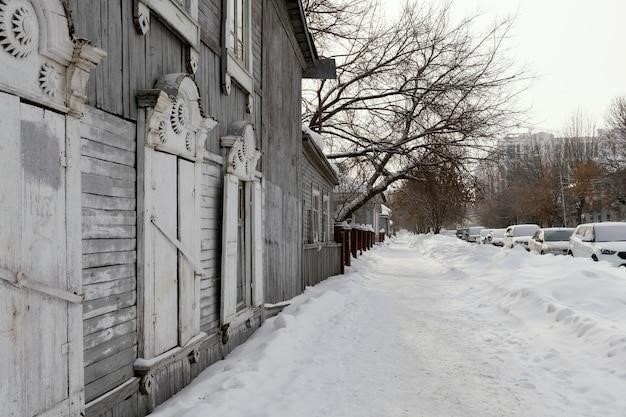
[
  {"x1": 390, "y1": 154, "x2": 471, "y2": 233},
  {"x1": 304, "y1": 1, "x2": 525, "y2": 222}
]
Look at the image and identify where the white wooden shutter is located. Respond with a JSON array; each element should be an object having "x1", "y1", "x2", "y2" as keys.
[
  {"x1": 0, "y1": 94, "x2": 77, "y2": 417},
  {"x1": 251, "y1": 179, "x2": 264, "y2": 306},
  {"x1": 151, "y1": 151, "x2": 179, "y2": 354},
  {"x1": 221, "y1": 173, "x2": 239, "y2": 324},
  {"x1": 178, "y1": 158, "x2": 197, "y2": 346}
]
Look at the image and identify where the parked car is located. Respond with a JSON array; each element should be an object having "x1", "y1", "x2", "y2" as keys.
[
  {"x1": 486, "y1": 228, "x2": 506, "y2": 247},
  {"x1": 478, "y1": 229, "x2": 492, "y2": 244},
  {"x1": 569, "y1": 222, "x2": 626, "y2": 267},
  {"x1": 467, "y1": 226, "x2": 486, "y2": 243},
  {"x1": 503, "y1": 224, "x2": 540, "y2": 249},
  {"x1": 529, "y1": 228, "x2": 575, "y2": 255}
]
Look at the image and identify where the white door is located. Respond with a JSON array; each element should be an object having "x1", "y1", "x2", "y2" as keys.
[
  {"x1": 0, "y1": 93, "x2": 77, "y2": 416},
  {"x1": 152, "y1": 151, "x2": 179, "y2": 354}
]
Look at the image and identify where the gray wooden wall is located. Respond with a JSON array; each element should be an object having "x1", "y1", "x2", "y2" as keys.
[
  {"x1": 80, "y1": 106, "x2": 138, "y2": 405},
  {"x1": 66, "y1": 0, "x2": 311, "y2": 413},
  {"x1": 262, "y1": 0, "x2": 305, "y2": 303}
]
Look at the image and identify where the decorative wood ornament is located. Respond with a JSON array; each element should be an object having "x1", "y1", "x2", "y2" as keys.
[
  {"x1": 221, "y1": 121, "x2": 261, "y2": 181},
  {"x1": 0, "y1": 0, "x2": 35, "y2": 59},
  {"x1": 0, "y1": 0, "x2": 105, "y2": 117},
  {"x1": 138, "y1": 74, "x2": 218, "y2": 157},
  {"x1": 38, "y1": 62, "x2": 57, "y2": 96}
]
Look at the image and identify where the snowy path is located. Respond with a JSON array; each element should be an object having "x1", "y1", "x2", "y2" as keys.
[{"x1": 152, "y1": 234, "x2": 626, "y2": 417}]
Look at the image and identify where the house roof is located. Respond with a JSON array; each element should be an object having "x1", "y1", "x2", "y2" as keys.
[
  {"x1": 285, "y1": 0, "x2": 336, "y2": 79},
  {"x1": 302, "y1": 126, "x2": 339, "y2": 185}
]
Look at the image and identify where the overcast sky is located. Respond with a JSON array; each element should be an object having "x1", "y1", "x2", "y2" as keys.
[{"x1": 383, "y1": 0, "x2": 626, "y2": 134}]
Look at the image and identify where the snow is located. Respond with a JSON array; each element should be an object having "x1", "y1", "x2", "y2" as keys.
[
  {"x1": 380, "y1": 204, "x2": 391, "y2": 216},
  {"x1": 152, "y1": 232, "x2": 626, "y2": 417},
  {"x1": 302, "y1": 124, "x2": 326, "y2": 153}
]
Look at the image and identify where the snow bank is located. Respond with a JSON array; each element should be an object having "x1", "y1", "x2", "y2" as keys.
[
  {"x1": 418, "y1": 235, "x2": 626, "y2": 362},
  {"x1": 151, "y1": 275, "x2": 366, "y2": 417}
]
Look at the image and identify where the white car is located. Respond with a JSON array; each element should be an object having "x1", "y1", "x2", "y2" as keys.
[
  {"x1": 478, "y1": 229, "x2": 491, "y2": 244},
  {"x1": 486, "y1": 228, "x2": 506, "y2": 247},
  {"x1": 503, "y1": 224, "x2": 540, "y2": 250},
  {"x1": 569, "y1": 222, "x2": 626, "y2": 267},
  {"x1": 467, "y1": 226, "x2": 486, "y2": 243},
  {"x1": 529, "y1": 227, "x2": 575, "y2": 255}
]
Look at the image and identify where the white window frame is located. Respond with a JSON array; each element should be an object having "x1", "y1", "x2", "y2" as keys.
[
  {"x1": 220, "y1": 123, "x2": 263, "y2": 327},
  {"x1": 223, "y1": 0, "x2": 254, "y2": 96},
  {"x1": 322, "y1": 193, "x2": 329, "y2": 242},
  {"x1": 312, "y1": 189, "x2": 321, "y2": 243},
  {"x1": 135, "y1": 0, "x2": 200, "y2": 48}
]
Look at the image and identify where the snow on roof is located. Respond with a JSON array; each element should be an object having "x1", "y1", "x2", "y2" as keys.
[{"x1": 302, "y1": 125, "x2": 326, "y2": 153}]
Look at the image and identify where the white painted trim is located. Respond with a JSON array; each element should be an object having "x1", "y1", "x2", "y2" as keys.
[
  {"x1": 223, "y1": 0, "x2": 254, "y2": 98},
  {"x1": 138, "y1": 0, "x2": 200, "y2": 48}
]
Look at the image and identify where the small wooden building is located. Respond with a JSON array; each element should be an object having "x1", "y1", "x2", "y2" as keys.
[
  {"x1": 0, "y1": 0, "x2": 334, "y2": 416},
  {"x1": 301, "y1": 126, "x2": 342, "y2": 287}
]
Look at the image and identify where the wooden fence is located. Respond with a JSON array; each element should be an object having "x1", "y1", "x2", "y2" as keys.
[{"x1": 302, "y1": 243, "x2": 343, "y2": 288}]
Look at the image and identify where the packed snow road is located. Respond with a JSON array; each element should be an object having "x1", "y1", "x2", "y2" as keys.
[{"x1": 152, "y1": 233, "x2": 626, "y2": 417}]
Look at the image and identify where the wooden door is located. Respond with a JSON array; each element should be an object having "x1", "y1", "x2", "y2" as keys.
[
  {"x1": 151, "y1": 151, "x2": 179, "y2": 354},
  {"x1": 0, "y1": 93, "x2": 77, "y2": 416}
]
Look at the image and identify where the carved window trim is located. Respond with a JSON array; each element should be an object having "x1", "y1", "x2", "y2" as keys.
[
  {"x1": 134, "y1": 0, "x2": 200, "y2": 73},
  {"x1": 222, "y1": 0, "x2": 253, "y2": 100},
  {"x1": 136, "y1": 74, "x2": 218, "y2": 360}
]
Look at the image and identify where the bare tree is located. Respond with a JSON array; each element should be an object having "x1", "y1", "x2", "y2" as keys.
[
  {"x1": 390, "y1": 154, "x2": 471, "y2": 233},
  {"x1": 304, "y1": 1, "x2": 525, "y2": 222}
]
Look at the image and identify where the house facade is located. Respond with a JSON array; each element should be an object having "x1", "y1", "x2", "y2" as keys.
[
  {"x1": 301, "y1": 126, "x2": 342, "y2": 287},
  {"x1": 0, "y1": 0, "x2": 333, "y2": 416}
]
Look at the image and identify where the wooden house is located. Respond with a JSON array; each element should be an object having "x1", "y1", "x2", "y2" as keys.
[
  {"x1": 0, "y1": 0, "x2": 334, "y2": 416},
  {"x1": 301, "y1": 126, "x2": 342, "y2": 287}
]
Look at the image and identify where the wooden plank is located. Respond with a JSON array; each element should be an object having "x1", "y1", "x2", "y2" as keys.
[
  {"x1": 82, "y1": 224, "x2": 137, "y2": 240},
  {"x1": 80, "y1": 123, "x2": 136, "y2": 152},
  {"x1": 83, "y1": 264, "x2": 136, "y2": 285},
  {"x1": 82, "y1": 208, "x2": 136, "y2": 226},
  {"x1": 84, "y1": 378, "x2": 139, "y2": 417},
  {"x1": 82, "y1": 251, "x2": 137, "y2": 269},
  {"x1": 83, "y1": 239, "x2": 137, "y2": 254},
  {"x1": 82, "y1": 193, "x2": 136, "y2": 211},
  {"x1": 84, "y1": 346, "x2": 137, "y2": 384},
  {"x1": 81, "y1": 155, "x2": 136, "y2": 181},
  {"x1": 85, "y1": 364, "x2": 135, "y2": 403},
  {"x1": 84, "y1": 320, "x2": 137, "y2": 350},
  {"x1": 83, "y1": 291, "x2": 136, "y2": 320},
  {"x1": 84, "y1": 332, "x2": 137, "y2": 367},
  {"x1": 83, "y1": 306, "x2": 137, "y2": 336},
  {"x1": 83, "y1": 277, "x2": 136, "y2": 301},
  {"x1": 81, "y1": 173, "x2": 137, "y2": 198},
  {"x1": 81, "y1": 139, "x2": 135, "y2": 167}
]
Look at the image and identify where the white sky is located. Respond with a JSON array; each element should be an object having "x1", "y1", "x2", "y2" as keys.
[{"x1": 382, "y1": 0, "x2": 626, "y2": 134}]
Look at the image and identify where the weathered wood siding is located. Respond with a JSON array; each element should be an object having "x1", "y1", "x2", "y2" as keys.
[
  {"x1": 262, "y1": 0, "x2": 305, "y2": 303},
  {"x1": 302, "y1": 244, "x2": 342, "y2": 287},
  {"x1": 81, "y1": 106, "x2": 138, "y2": 404},
  {"x1": 68, "y1": 0, "x2": 186, "y2": 120},
  {"x1": 199, "y1": 160, "x2": 223, "y2": 333},
  {"x1": 301, "y1": 150, "x2": 335, "y2": 243}
]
